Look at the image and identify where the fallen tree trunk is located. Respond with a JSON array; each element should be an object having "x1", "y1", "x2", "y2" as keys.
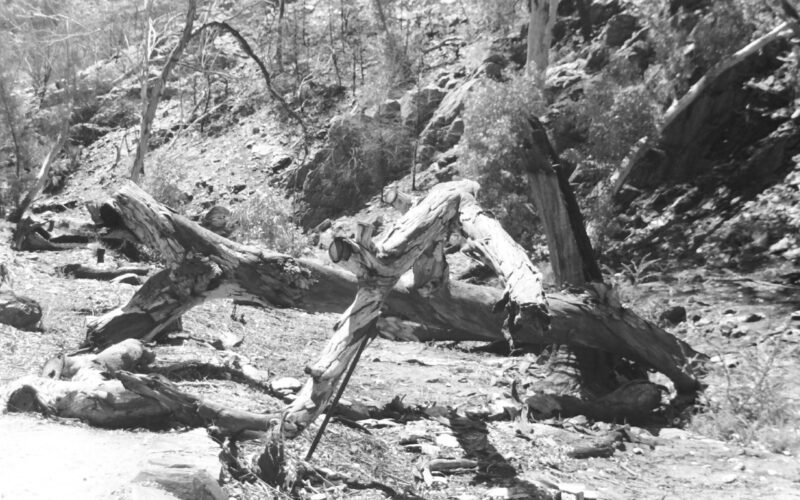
[
  {"x1": 85, "y1": 183, "x2": 703, "y2": 395},
  {"x1": 6, "y1": 339, "x2": 280, "y2": 433}
]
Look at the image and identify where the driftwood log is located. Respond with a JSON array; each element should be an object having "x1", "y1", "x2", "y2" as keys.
[
  {"x1": 84, "y1": 182, "x2": 703, "y2": 398},
  {"x1": 5, "y1": 339, "x2": 281, "y2": 433}
]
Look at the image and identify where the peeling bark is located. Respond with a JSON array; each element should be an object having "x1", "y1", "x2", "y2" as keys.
[{"x1": 85, "y1": 182, "x2": 703, "y2": 395}]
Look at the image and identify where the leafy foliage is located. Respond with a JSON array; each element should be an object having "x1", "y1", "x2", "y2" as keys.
[
  {"x1": 458, "y1": 72, "x2": 544, "y2": 246},
  {"x1": 312, "y1": 114, "x2": 414, "y2": 214}
]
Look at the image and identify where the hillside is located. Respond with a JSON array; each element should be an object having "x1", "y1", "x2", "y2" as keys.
[{"x1": 1, "y1": 0, "x2": 799, "y2": 499}]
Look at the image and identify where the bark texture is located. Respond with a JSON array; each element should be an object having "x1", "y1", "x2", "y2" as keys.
[{"x1": 86, "y1": 182, "x2": 703, "y2": 395}]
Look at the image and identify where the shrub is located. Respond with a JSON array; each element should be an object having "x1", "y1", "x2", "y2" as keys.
[
  {"x1": 310, "y1": 114, "x2": 414, "y2": 216},
  {"x1": 141, "y1": 154, "x2": 191, "y2": 214},
  {"x1": 230, "y1": 187, "x2": 309, "y2": 257},
  {"x1": 458, "y1": 72, "x2": 545, "y2": 246},
  {"x1": 690, "y1": 337, "x2": 800, "y2": 454}
]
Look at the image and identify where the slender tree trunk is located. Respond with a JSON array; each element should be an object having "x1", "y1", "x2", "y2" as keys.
[
  {"x1": 275, "y1": 0, "x2": 285, "y2": 73},
  {"x1": 131, "y1": 0, "x2": 197, "y2": 183},
  {"x1": 370, "y1": 0, "x2": 409, "y2": 80},
  {"x1": 8, "y1": 129, "x2": 67, "y2": 223},
  {"x1": 526, "y1": 0, "x2": 558, "y2": 87},
  {"x1": 0, "y1": 77, "x2": 26, "y2": 177}
]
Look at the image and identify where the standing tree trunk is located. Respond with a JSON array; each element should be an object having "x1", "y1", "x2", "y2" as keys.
[
  {"x1": 526, "y1": 0, "x2": 558, "y2": 87},
  {"x1": 8, "y1": 129, "x2": 67, "y2": 223},
  {"x1": 521, "y1": 117, "x2": 633, "y2": 399},
  {"x1": 275, "y1": 0, "x2": 285, "y2": 73},
  {"x1": 0, "y1": 76, "x2": 26, "y2": 177},
  {"x1": 130, "y1": 0, "x2": 197, "y2": 183},
  {"x1": 370, "y1": 0, "x2": 410, "y2": 81}
]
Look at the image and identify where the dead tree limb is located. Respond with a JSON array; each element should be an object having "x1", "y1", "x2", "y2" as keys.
[
  {"x1": 611, "y1": 21, "x2": 794, "y2": 197},
  {"x1": 85, "y1": 182, "x2": 703, "y2": 394}
]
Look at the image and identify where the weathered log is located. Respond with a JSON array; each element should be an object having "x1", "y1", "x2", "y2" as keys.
[
  {"x1": 11, "y1": 218, "x2": 78, "y2": 252},
  {"x1": 457, "y1": 182, "x2": 549, "y2": 340},
  {"x1": 115, "y1": 371, "x2": 278, "y2": 435},
  {"x1": 85, "y1": 182, "x2": 703, "y2": 394},
  {"x1": 281, "y1": 183, "x2": 465, "y2": 439},
  {"x1": 524, "y1": 380, "x2": 663, "y2": 423},
  {"x1": 41, "y1": 338, "x2": 154, "y2": 381},
  {"x1": 59, "y1": 264, "x2": 151, "y2": 281},
  {"x1": 149, "y1": 350, "x2": 272, "y2": 392},
  {"x1": 7, "y1": 340, "x2": 279, "y2": 432},
  {"x1": 5, "y1": 340, "x2": 166, "y2": 427}
]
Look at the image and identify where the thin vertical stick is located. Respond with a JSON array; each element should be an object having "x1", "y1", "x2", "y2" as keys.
[{"x1": 304, "y1": 333, "x2": 371, "y2": 462}]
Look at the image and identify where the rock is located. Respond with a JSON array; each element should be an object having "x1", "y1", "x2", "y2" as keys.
[
  {"x1": 131, "y1": 463, "x2": 226, "y2": 500},
  {"x1": 435, "y1": 434, "x2": 460, "y2": 448},
  {"x1": 270, "y1": 154, "x2": 292, "y2": 173},
  {"x1": 605, "y1": 13, "x2": 638, "y2": 47},
  {"x1": 586, "y1": 45, "x2": 609, "y2": 72},
  {"x1": 270, "y1": 377, "x2": 303, "y2": 396},
  {"x1": 200, "y1": 206, "x2": 233, "y2": 237},
  {"x1": 251, "y1": 142, "x2": 272, "y2": 157},
  {"x1": 482, "y1": 61, "x2": 503, "y2": 80},
  {"x1": 659, "y1": 305, "x2": 687, "y2": 325},
  {"x1": 70, "y1": 122, "x2": 110, "y2": 147},
  {"x1": 718, "y1": 319, "x2": 737, "y2": 337},
  {"x1": 0, "y1": 416, "x2": 222, "y2": 499},
  {"x1": 560, "y1": 483, "x2": 587, "y2": 500},
  {"x1": 0, "y1": 291, "x2": 42, "y2": 331},
  {"x1": 485, "y1": 487, "x2": 531, "y2": 499},
  {"x1": 739, "y1": 312, "x2": 765, "y2": 323},
  {"x1": 110, "y1": 273, "x2": 142, "y2": 286},
  {"x1": 400, "y1": 87, "x2": 445, "y2": 133},
  {"x1": 590, "y1": 0, "x2": 621, "y2": 26},
  {"x1": 791, "y1": 310, "x2": 800, "y2": 322},
  {"x1": 769, "y1": 236, "x2": 791, "y2": 253}
]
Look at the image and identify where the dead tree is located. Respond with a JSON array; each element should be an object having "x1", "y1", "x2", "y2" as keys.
[
  {"x1": 131, "y1": 0, "x2": 197, "y2": 182},
  {"x1": 85, "y1": 182, "x2": 702, "y2": 397}
]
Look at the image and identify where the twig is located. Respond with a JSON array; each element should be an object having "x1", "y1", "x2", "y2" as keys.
[{"x1": 305, "y1": 333, "x2": 372, "y2": 461}]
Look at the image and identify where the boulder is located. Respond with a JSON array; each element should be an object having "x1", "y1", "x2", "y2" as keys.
[
  {"x1": 0, "y1": 291, "x2": 42, "y2": 331},
  {"x1": 0, "y1": 415, "x2": 223, "y2": 499},
  {"x1": 605, "y1": 13, "x2": 639, "y2": 47},
  {"x1": 401, "y1": 87, "x2": 445, "y2": 133}
]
